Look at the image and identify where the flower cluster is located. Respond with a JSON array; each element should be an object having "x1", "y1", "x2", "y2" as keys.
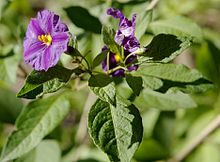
[
  {"x1": 23, "y1": 10, "x2": 69, "y2": 71},
  {"x1": 102, "y1": 8, "x2": 140, "y2": 77}
]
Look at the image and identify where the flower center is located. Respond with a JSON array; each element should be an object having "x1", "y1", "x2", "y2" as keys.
[
  {"x1": 38, "y1": 34, "x2": 52, "y2": 46},
  {"x1": 114, "y1": 54, "x2": 121, "y2": 62}
]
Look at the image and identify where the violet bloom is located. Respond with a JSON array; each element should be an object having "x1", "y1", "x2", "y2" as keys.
[
  {"x1": 107, "y1": 8, "x2": 140, "y2": 52},
  {"x1": 23, "y1": 10, "x2": 69, "y2": 71},
  {"x1": 102, "y1": 49, "x2": 125, "y2": 77},
  {"x1": 102, "y1": 8, "x2": 140, "y2": 77}
]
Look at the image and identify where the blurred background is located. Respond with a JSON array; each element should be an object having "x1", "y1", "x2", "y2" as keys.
[{"x1": 0, "y1": 0, "x2": 220, "y2": 162}]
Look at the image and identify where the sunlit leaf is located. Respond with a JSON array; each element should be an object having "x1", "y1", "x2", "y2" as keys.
[
  {"x1": 125, "y1": 74, "x2": 143, "y2": 96},
  {"x1": 15, "y1": 140, "x2": 61, "y2": 162},
  {"x1": 17, "y1": 65, "x2": 74, "y2": 99},
  {"x1": 136, "y1": 63, "x2": 205, "y2": 83},
  {"x1": 92, "y1": 51, "x2": 107, "y2": 68},
  {"x1": 135, "y1": 10, "x2": 152, "y2": 40},
  {"x1": 88, "y1": 98, "x2": 143, "y2": 162},
  {"x1": 144, "y1": 34, "x2": 191, "y2": 62},
  {"x1": 102, "y1": 26, "x2": 121, "y2": 54},
  {"x1": 134, "y1": 89, "x2": 197, "y2": 110},
  {"x1": 90, "y1": 80, "x2": 115, "y2": 105},
  {"x1": 0, "y1": 54, "x2": 19, "y2": 84},
  {"x1": 149, "y1": 16, "x2": 203, "y2": 42},
  {"x1": 0, "y1": 93, "x2": 70, "y2": 162},
  {"x1": 89, "y1": 74, "x2": 113, "y2": 87}
]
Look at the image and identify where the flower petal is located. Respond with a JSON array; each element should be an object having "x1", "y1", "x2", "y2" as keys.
[
  {"x1": 112, "y1": 69, "x2": 125, "y2": 77},
  {"x1": 23, "y1": 9, "x2": 69, "y2": 71},
  {"x1": 123, "y1": 36, "x2": 140, "y2": 52},
  {"x1": 25, "y1": 19, "x2": 44, "y2": 39},
  {"x1": 107, "y1": 8, "x2": 124, "y2": 19},
  {"x1": 114, "y1": 30, "x2": 124, "y2": 45},
  {"x1": 41, "y1": 47, "x2": 52, "y2": 71},
  {"x1": 55, "y1": 22, "x2": 68, "y2": 32},
  {"x1": 119, "y1": 18, "x2": 134, "y2": 37},
  {"x1": 24, "y1": 41, "x2": 45, "y2": 62},
  {"x1": 52, "y1": 32, "x2": 69, "y2": 44},
  {"x1": 37, "y1": 10, "x2": 53, "y2": 34}
]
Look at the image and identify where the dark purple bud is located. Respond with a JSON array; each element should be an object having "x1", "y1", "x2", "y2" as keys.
[
  {"x1": 112, "y1": 69, "x2": 125, "y2": 77},
  {"x1": 126, "y1": 54, "x2": 138, "y2": 71},
  {"x1": 107, "y1": 8, "x2": 124, "y2": 19},
  {"x1": 102, "y1": 52, "x2": 118, "y2": 71}
]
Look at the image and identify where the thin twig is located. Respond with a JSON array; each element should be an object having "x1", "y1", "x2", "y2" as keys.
[
  {"x1": 146, "y1": 0, "x2": 160, "y2": 11},
  {"x1": 75, "y1": 92, "x2": 96, "y2": 145},
  {"x1": 72, "y1": 92, "x2": 96, "y2": 162},
  {"x1": 18, "y1": 63, "x2": 28, "y2": 78},
  {"x1": 168, "y1": 114, "x2": 220, "y2": 162}
]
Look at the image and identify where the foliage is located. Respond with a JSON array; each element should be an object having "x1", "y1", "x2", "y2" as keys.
[{"x1": 0, "y1": 0, "x2": 219, "y2": 162}]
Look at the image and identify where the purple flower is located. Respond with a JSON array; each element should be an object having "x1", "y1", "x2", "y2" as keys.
[
  {"x1": 107, "y1": 8, "x2": 124, "y2": 19},
  {"x1": 123, "y1": 36, "x2": 140, "y2": 52},
  {"x1": 23, "y1": 9, "x2": 69, "y2": 71},
  {"x1": 102, "y1": 8, "x2": 140, "y2": 77},
  {"x1": 101, "y1": 51, "x2": 125, "y2": 77},
  {"x1": 107, "y1": 8, "x2": 140, "y2": 52}
]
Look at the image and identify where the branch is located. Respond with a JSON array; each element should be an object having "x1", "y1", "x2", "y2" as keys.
[
  {"x1": 146, "y1": 0, "x2": 160, "y2": 11},
  {"x1": 18, "y1": 63, "x2": 28, "y2": 78},
  {"x1": 168, "y1": 114, "x2": 220, "y2": 162},
  {"x1": 75, "y1": 91, "x2": 96, "y2": 144}
]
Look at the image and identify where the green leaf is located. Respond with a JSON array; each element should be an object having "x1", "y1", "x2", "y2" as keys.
[
  {"x1": 90, "y1": 81, "x2": 116, "y2": 105},
  {"x1": 89, "y1": 74, "x2": 113, "y2": 87},
  {"x1": 14, "y1": 140, "x2": 61, "y2": 162},
  {"x1": 17, "y1": 65, "x2": 73, "y2": 99},
  {"x1": 153, "y1": 112, "x2": 175, "y2": 151},
  {"x1": 92, "y1": 51, "x2": 107, "y2": 68},
  {"x1": 102, "y1": 26, "x2": 121, "y2": 54},
  {"x1": 134, "y1": 63, "x2": 213, "y2": 93},
  {"x1": 0, "y1": 87, "x2": 23, "y2": 123},
  {"x1": 149, "y1": 16, "x2": 203, "y2": 42},
  {"x1": 144, "y1": 34, "x2": 191, "y2": 62},
  {"x1": 196, "y1": 40, "x2": 220, "y2": 88},
  {"x1": 64, "y1": 6, "x2": 102, "y2": 34},
  {"x1": 125, "y1": 74, "x2": 143, "y2": 96},
  {"x1": 134, "y1": 89, "x2": 197, "y2": 110},
  {"x1": 135, "y1": 10, "x2": 152, "y2": 40},
  {"x1": 0, "y1": 93, "x2": 70, "y2": 162},
  {"x1": 137, "y1": 63, "x2": 205, "y2": 83},
  {"x1": 0, "y1": 53, "x2": 19, "y2": 84},
  {"x1": 0, "y1": 48, "x2": 14, "y2": 59},
  {"x1": 159, "y1": 79, "x2": 213, "y2": 94},
  {"x1": 134, "y1": 139, "x2": 168, "y2": 161},
  {"x1": 141, "y1": 76, "x2": 163, "y2": 90},
  {"x1": 88, "y1": 98, "x2": 143, "y2": 162}
]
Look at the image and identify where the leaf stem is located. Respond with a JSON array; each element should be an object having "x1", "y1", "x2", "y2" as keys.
[
  {"x1": 168, "y1": 114, "x2": 220, "y2": 162},
  {"x1": 107, "y1": 51, "x2": 110, "y2": 74},
  {"x1": 124, "y1": 48, "x2": 147, "y2": 64},
  {"x1": 108, "y1": 66, "x2": 126, "y2": 74}
]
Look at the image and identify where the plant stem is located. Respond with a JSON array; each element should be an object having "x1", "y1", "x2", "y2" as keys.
[
  {"x1": 146, "y1": 0, "x2": 160, "y2": 11},
  {"x1": 168, "y1": 114, "x2": 220, "y2": 162},
  {"x1": 75, "y1": 92, "x2": 96, "y2": 145},
  {"x1": 18, "y1": 63, "x2": 28, "y2": 78}
]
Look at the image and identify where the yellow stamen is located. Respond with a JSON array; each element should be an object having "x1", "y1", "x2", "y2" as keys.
[
  {"x1": 38, "y1": 34, "x2": 52, "y2": 46},
  {"x1": 114, "y1": 54, "x2": 121, "y2": 62}
]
